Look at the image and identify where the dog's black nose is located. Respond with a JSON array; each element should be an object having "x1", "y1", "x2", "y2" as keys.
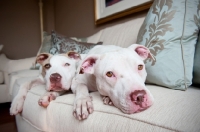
[
  {"x1": 130, "y1": 90, "x2": 146, "y2": 106},
  {"x1": 50, "y1": 73, "x2": 62, "y2": 83}
]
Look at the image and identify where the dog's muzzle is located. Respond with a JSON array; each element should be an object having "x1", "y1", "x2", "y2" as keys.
[{"x1": 50, "y1": 73, "x2": 62, "y2": 83}]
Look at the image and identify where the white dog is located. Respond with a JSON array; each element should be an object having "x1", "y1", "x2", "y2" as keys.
[
  {"x1": 72, "y1": 44, "x2": 155, "y2": 120},
  {"x1": 10, "y1": 51, "x2": 81, "y2": 115}
]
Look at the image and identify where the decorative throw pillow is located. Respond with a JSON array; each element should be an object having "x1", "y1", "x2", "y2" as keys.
[
  {"x1": 193, "y1": 32, "x2": 200, "y2": 86},
  {"x1": 50, "y1": 31, "x2": 103, "y2": 55},
  {"x1": 136, "y1": 0, "x2": 200, "y2": 90}
]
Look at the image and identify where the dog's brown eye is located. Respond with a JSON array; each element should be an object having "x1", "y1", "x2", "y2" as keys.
[
  {"x1": 65, "y1": 63, "x2": 70, "y2": 66},
  {"x1": 106, "y1": 71, "x2": 113, "y2": 77},
  {"x1": 44, "y1": 64, "x2": 51, "y2": 69},
  {"x1": 138, "y1": 65, "x2": 143, "y2": 70}
]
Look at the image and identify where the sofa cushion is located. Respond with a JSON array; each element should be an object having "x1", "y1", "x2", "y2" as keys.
[
  {"x1": 9, "y1": 69, "x2": 39, "y2": 96},
  {"x1": 13, "y1": 78, "x2": 200, "y2": 132},
  {"x1": 137, "y1": 0, "x2": 200, "y2": 90},
  {"x1": 49, "y1": 31, "x2": 103, "y2": 55},
  {"x1": 0, "y1": 54, "x2": 9, "y2": 72},
  {"x1": 45, "y1": 85, "x2": 200, "y2": 132},
  {"x1": 21, "y1": 85, "x2": 48, "y2": 131},
  {"x1": 88, "y1": 12, "x2": 147, "y2": 47},
  {"x1": 0, "y1": 71, "x2": 3, "y2": 84}
]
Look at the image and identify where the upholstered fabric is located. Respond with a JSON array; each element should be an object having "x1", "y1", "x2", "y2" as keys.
[
  {"x1": 136, "y1": 0, "x2": 200, "y2": 90},
  {"x1": 9, "y1": 70, "x2": 39, "y2": 96},
  {"x1": 0, "y1": 54, "x2": 9, "y2": 72},
  {"x1": 87, "y1": 15, "x2": 146, "y2": 48},
  {"x1": 50, "y1": 31, "x2": 103, "y2": 55},
  {"x1": 12, "y1": 82, "x2": 200, "y2": 132},
  {"x1": 15, "y1": 115, "x2": 41, "y2": 132},
  {"x1": 6, "y1": 57, "x2": 36, "y2": 74}
]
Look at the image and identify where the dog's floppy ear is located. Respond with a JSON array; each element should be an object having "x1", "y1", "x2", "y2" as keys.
[
  {"x1": 79, "y1": 55, "x2": 99, "y2": 74},
  {"x1": 67, "y1": 51, "x2": 81, "y2": 60},
  {"x1": 35, "y1": 53, "x2": 52, "y2": 65},
  {"x1": 128, "y1": 44, "x2": 156, "y2": 61}
]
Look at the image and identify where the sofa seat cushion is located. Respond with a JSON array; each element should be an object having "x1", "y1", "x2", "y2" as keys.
[
  {"x1": 30, "y1": 85, "x2": 200, "y2": 132},
  {"x1": 14, "y1": 81, "x2": 200, "y2": 132},
  {"x1": 9, "y1": 69, "x2": 39, "y2": 96},
  {"x1": 46, "y1": 85, "x2": 200, "y2": 132},
  {"x1": 13, "y1": 79, "x2": 48, "y2": 131}
]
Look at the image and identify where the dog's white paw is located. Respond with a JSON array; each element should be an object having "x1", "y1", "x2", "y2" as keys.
[
  {"x1": 38, "y1": 92, "x2": 56, "y2": 108},
  {"x1": 10, "y1": 96, "x2": 25, "y2": 115},
  {"x1": 73, "y1": 96, "x2": 93, "y2": 120},
  {"x1": 102, "y1": 96, "x2": 113, "y2": 106}
]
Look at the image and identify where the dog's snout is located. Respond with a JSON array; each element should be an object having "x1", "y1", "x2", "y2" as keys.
[
  {"x1": 130, "y1": 90, "x2": 146, "y2": 106},
  {"x1": 50, "y1": 73, "x2": 62, "y2": 83}
]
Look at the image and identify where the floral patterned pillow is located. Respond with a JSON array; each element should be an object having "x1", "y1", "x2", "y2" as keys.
[
  {"x1": 136, "y1": 0, "x2": 200, "y2": 90},
  {"x1": 49, "y1": 31, "x2": 103, "y2": 55}
]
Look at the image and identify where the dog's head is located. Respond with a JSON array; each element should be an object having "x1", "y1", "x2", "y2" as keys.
[
  {"x1": 36, "y1": 51, "x2": 81, "y2": 91},
  {"x1": 80, "y1": 44, "x2": 155, "y2": 114}
]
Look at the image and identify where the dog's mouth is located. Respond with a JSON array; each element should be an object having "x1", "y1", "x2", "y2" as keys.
[
  {"x1": 119, "y1": 104, "x2": 150, "y2": 114},
  {"x1": 49, "y1": 83, "x2": 65, "y2": 91},
  {"x1": 117, "y1": 93, "x2": 153, "y2": 114}
]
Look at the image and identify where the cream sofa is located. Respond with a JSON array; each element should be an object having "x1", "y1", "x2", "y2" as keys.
[
  {"x1": 0, "y1": 51, "x2": 36, "y2": 103},
  {"x1": 9, "y1": 12, "x2": 200, "y2": 132}
]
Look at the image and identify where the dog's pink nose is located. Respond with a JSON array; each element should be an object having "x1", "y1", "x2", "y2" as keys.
[
  {"x1": 130, "y1": 90, "x2": 146, "y2": 106},
  {"x1": 50, "y1": 73, "x2": 62, "y2": 83}
]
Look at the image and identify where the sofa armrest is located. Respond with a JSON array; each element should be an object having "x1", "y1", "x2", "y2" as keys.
[{"x1": 6, "y1": 57, "x2": 36, "y2": 74}]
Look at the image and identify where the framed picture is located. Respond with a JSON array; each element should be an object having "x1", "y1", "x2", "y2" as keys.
[{"x1": 94, "y1": 0, "x2": 153, "y2": 25}]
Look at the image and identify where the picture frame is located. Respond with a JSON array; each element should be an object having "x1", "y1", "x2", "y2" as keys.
[{"x1": 94, "y1": 0, "x2": 153, "y2": 25}]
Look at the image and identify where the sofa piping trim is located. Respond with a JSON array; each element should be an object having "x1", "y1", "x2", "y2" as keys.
[
  {"x1": 28, "y1": 89, "x2": 180, "y2": 131},
  {"x1": 21, "y1": 116, "x2": 47, "y2": 132}
]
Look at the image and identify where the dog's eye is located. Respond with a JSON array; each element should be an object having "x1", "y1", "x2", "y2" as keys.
[
  {"x1": 65, "y1": 63, "x2": 70, "y2": 66},
  {"x1": 138, "y1": 65, "x2": 143, "y2": 70},
  {"x1": 44, "y1": 64, "x2": 51, "y2": 69},
  {"x1": 106, "y1": 71, "x2": 113, "y2": 77}
]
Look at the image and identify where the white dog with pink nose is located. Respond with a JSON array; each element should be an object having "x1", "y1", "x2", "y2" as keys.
[
  {"x1": 72, "y1": 44, "x2": 154, "y2": 120},
  {"x1": 10, "y1": 51, "x2": 81, "y2": 115}
]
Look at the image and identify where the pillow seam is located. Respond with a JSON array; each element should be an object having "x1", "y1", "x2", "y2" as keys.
[{"x1": 180, "y1": 0, "x2": 188, "y2": 90}]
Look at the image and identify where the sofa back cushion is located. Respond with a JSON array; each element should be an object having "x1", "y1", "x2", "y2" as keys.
[
  {"x1": 87, "y1": 12, "x2": 147, "y2": 47},
  {"x1": 136, "y1": 0, "x2": 200, "y2": 90}
]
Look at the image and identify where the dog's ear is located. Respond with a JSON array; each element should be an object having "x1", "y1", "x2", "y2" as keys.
[
  {"x1": 67, "y1": 51, "x2": 81, "y2": 60},
  {"x1": 79, "y1": 55, "x2": 99, "y2": 74},
  {"x1": 128, "y1": 44, "x2": 156, "y2": 61},
  {"x1": 35, "y1": 53, "x2": 52, "y2": 65}
]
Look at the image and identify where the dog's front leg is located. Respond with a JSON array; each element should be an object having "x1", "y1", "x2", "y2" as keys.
[
  {"x1": 10, "y1": 77, "x2": 45, "y2": 115},
  {"x1": 72, "y1": 83, "x2": 93, "y2": 120},
  {"x1": 38, "y1": 91, "x2": 66, "y2": 107}
]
